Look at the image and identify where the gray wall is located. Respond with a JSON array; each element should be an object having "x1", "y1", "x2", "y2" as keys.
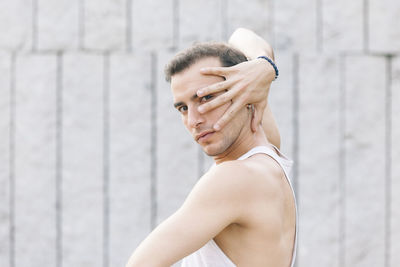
[{"x1": 0, "y1": 0, "x2": 399, "y2": 267}]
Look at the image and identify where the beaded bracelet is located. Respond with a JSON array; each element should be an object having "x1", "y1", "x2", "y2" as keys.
[{"x1": 257, "y1": 56, "x2": 279, "y2": 80}]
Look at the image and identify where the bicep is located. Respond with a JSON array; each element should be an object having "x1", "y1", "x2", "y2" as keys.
[{"x1": 126, "y1": 172, "x2": 241, "y2": 266}]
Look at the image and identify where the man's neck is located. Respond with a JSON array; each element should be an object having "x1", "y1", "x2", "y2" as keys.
[{"x1": 213, "y1": 126, "x2": 269, "y2": 164}]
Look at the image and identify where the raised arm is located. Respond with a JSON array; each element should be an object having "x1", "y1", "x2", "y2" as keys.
[
  {"x1": 229, "y1": 28, "x2": 281, "y2": 149},
  {"x1": 198, "y1": 28, "x2": 281, "y2": 148}
]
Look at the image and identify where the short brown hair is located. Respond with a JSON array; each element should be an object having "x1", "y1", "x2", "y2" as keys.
[{"x1": 164, "y1": 42, "x2": 248, "y2": 82}]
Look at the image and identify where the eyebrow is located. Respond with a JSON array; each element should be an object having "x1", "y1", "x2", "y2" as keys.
[{"x1": 173, "y1": 93, "x2": 199, "y2": 108}]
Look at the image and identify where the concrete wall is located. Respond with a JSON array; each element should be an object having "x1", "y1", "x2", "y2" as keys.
[{"x1": 0, "y1": 0, "x2": 399, "y2": 266}]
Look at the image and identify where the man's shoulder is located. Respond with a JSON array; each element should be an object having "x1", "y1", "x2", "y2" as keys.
[
  {"x1": 201, "y1": 155, "x2": 284, "y2": 200},
  {"x1": 180, "y1": 155, "x2": 286, "y2": 227},
  {"x1": 212, "y1": 154, "x2": 283, "y2": 182}
]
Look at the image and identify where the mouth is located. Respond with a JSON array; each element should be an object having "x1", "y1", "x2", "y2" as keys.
[{"x1": 196, "y1": 130, "x2": 215, "y2": 143}]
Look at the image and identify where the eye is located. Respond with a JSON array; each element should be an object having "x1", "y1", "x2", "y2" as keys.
[
  {"x1": 177, "y1": 105, "x2": 188, "y2": 113},
  {"x1": 201, "y1": 94, "x2": 213, "y2": 102}
]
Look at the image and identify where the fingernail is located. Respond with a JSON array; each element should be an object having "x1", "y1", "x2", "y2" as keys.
[
  {"x1": 197, "y1": 90, "x2": 203, "y2": 96},
  {"x1": 214, "y1": 124, "x2": 221, "y2": 131}
]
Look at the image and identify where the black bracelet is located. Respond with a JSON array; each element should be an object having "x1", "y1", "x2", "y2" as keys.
[{"x1": 257, "y1": 56, "x2": 279, "y2": 80}]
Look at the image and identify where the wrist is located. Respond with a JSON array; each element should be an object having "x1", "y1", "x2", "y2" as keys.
[{"x1": 257, "y1": 56, "x2": 279, "y2": 80}]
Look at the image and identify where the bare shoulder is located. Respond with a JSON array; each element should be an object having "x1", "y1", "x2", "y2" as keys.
[
  {"x1": 186, "y1": 154, "x2": 286, "y2": 225},
  {"x1": 209, "y1": 154, "x2": 285, "y2": 197}
]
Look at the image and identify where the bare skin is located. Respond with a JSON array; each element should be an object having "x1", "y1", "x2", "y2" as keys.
[
  {"x1": 126, "y1": 58, "x2": 296, "y2": 267},
  {"x1": 198, "y1": 28, "x2": 281, "y2": 149}
]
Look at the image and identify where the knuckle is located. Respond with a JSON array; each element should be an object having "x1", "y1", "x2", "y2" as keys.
[
  {"x1": 207, "y1": 67, "x2": 216, "y2": 73},
  {"x1": 221, "y1": 94, "x2": 230, "y2": 103},
  {"x1": 217, "y1": 82, "x2": 225, "y2": 91},
  {"x1": 208, "y1": 102, "x2": 217, "y2": 109},
  {"x1": 202, "y1": 103, "x2": 210, "y2": 110},
  {"x1": 238, "y1": 85, "x2": 247, "y2": 94},
  {"x1": 219, "y1": 117, "x2": 228, "y2": 125},
  {"x1": 237, "y1": 95, "x2": 246, "y2": 104},
  {"x1": 208, "y1": 85, "x2": 218, "y2": 93}
]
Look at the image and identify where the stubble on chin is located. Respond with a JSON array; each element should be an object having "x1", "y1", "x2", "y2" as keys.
[{"x1": 202, "y1": 135, "x2": 232, "y2": 157}]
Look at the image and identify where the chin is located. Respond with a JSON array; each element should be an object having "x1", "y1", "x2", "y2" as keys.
[
  {"x1": 201, "y1": 142, "x2": 227, "y2": 157},
  {"x1": 203, "y1": 149, "x2": 218, "y2": 157}
]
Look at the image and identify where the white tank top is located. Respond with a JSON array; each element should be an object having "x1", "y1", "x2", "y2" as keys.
[{"x1": 180, "y1": 145, "x2": 298, "y2": 267}]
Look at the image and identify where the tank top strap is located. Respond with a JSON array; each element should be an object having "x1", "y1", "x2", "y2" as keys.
[{"x1": 237, "y1": 145, "x2": 293, "y2": 179}]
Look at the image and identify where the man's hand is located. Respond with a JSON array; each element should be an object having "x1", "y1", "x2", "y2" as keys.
[{"x1": 197, "y1": 57, "x2": 275, "y2": 132}]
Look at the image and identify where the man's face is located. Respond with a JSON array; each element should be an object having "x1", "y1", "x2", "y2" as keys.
[{"x1": 170, "y1": 57, "x2": 248, "y2": 156}]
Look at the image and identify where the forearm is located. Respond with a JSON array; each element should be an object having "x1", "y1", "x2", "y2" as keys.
[
  {"x1": 228, "y1": 28, "x2": 274, "y2": 60},
  {"x1": 126, "y1": 214, "x2": 191, "y2": 267}
]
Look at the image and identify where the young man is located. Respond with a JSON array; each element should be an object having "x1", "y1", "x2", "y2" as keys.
[{"x1": 126, "y1": 33, "x2": 297, "y2": 266}]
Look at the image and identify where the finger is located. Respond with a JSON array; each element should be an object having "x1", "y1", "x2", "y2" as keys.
[
  {"x1": 213, "y1": 99, "x2": 243, "y2": 131},
  {"x1": 200, "y1": 82, "x2": 249, "y2": 113},
  {"x1": 198, "y1": 88, "x2": 237, "y2": 113},
  {"x1": 199, "y1": 66, "x2": 233, "y2": 76},
  {"x1": 197, "y1": 79, "x2": 234, "y2": 97}
]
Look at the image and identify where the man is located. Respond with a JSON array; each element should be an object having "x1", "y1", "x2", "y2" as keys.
[{"x1": 127, "y1": 31, "x2": 297, "y2": 267}]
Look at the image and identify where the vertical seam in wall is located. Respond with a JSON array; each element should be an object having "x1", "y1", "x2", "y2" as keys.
[
  {"x1": 292, "y1": 53, "x2": 299, "y2": 267},
  {"x1": 269, "y1": 0, "x2": 275, "y2": 48},
  {"x1": 292, "y1": 52, "x2": 300, "y2": 267},
  {"x1": 173, "y1": 0, "x2": 180, "y2": 50},
  {"x1": 56, "y1": 52, "x2": 63, "y2": 267},
  {"x1": 292, "y1": 53, "x2": 299, "y2": 195},
  {"x1": 126, "y1": 0, "x2": 132, "y2": 52},
  {"x1": 316, "y1": 0, "x2": 323, "y2": 52},
  {"x1": 150, "y1": 52, "x2": 158, "y2": 229},
  {"x1": 32, "y1": 0, "x2": 38, "y2": 51},
  {"x1": 221, "y1": 0, "x2": 228, "y2": 41},
  {"x1": 79, "y1": 0, "x2": 85, "y2": 50},
  {"x1": 363, "y1": 0, "x2": 369, "y2": 52},
  {"x1": 384, "y1": 55, "x2": 392, "y2": 267},
  {"x1": 339, "y1": 53, "x2": 346, "y2": 267},
  {"x1": 9, "y1": 52, "x2": 16, "y2": 267},
  {"x1": 103, "y1": 53, "x2": 110, "y2": 267}
]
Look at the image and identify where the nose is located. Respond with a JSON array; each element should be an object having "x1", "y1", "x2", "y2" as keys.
[{"x1": 187, "y1": 106, "x2": 204, "y2": 129}]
